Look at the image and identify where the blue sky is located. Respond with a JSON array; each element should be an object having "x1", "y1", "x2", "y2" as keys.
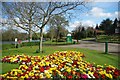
[
  {"x1": 67, "y1": 2, "x2": 119, "y2": 32},
  {"x1": 1, "y1": 1, "x2": 119, "y2": 33}
]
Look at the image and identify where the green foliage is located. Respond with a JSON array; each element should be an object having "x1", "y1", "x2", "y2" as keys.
[
  {"x1": 2, "y1": 42, "x2": 40, "y2": 50},
  {"x1": 47, "y1": 15, "x2": 69, "y2": 41},
  {"x1": 72, "y1": 27, "x2": 95, "y2": 40},
  {"x1": 21, "y1": 42, "x2": 39, "y2": 46},
  {"x1": 98, "y1": 18, "x2": 119, "y2": 35},
  {"x1": 96, "y1": 35, "x2": 120, "y2": 43},
  {"x1": 86, "y1": 30, "x2": 94, "y2": 37}
]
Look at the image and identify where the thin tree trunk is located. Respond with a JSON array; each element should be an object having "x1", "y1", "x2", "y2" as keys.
[
  {"x1": 29, "y1": 28, "x2": 31, "y2": 42},
  {"x1": 51, "y1": 35, "x2": 53, "y2": 42},
  {"x1": 30, "y1": 30, "x2": 32, "y2": 41},
  {"x1": 40, "y1": 28, "x2": 43, "y2": 52},
  {"x1": 29, "y1": 20, "x2": 32, "y2": 42}
]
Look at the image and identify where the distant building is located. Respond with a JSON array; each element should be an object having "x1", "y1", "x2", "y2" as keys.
[{"x1": 95, "y1": 30, "x2": 105, "y2": 35}]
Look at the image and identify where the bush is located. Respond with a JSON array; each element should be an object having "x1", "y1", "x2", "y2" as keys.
[
  {"x1": 2, "y1": 42, "x2": 40, "y2": 50},
  {"x1": 21, "y1": 42, "x2": 39, "y2": 46},
  {"x1": 96, "y1": 35, "x2": 120, "y2": 43},
  {"x1": 52, "y1": 39, "x2": 56, "y2": 42},
  {"x1": 58, "y1": 39, "x2": 66, "y2": 42},
  {"x1": 52, "y1": 38, "x2": 66, "y2": 42}
]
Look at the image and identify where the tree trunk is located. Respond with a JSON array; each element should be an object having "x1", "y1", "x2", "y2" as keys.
[
  {"x1": 51, "y1": 35, "x2": 53, "y2": 42},
  {"x1": 30, "y1": 29, "x2": 32, "y2": 41},
  {"x1": 40, "y1": 28, "x2": 43, "y2": 52},
  {"x1": 29, "y1": 22, "x2": 32, "y2": 42}
]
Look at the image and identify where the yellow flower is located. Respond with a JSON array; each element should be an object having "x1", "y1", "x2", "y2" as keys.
[
  {"x1": 14, "y1": 71, "x2": 17, "y2": 76},
  {"x1": 46, "y1": 62, "x2": 50, "y2": 66},
  {"x1": 20, "y1": 76, "x2": 25, "y2": 78},
  {"x1": 66, "y1": 68, "x2": 71, "y2": 72},
  {"x1": 46, "y1": 73, "x2": 51, "y2": 78},
  {"x1": 105, "y1": 73, "x2": 113, "y2": 79},
  {"x1": 88, "y1": 71, "x2": 93, "y2": 75},
  {"x1": 25, "y1": 74, "x2": 29, "y2": 78},
  {"x1": 56, "y1": 70, "x2": 61, "y2": 74},
  {"x1": 12, "y1": 69, "x2": 22, "y2": 73},
  {"x1": 50, "y1": 67, "x2": 56, "y2": 71},
  {"x1": 35, "y1": 73, "x2": 39, "y2": 76},
  {"x1": 40, "y1": 62, "x2": 45, "y2": 66},
  {"x1": 97, "y1": 65, "x2": 103, "y2": 68},
  {"x1": 82, "y1": 72, "x2": 86, "y2": 74},
  {"x1": 40, "y1": 73, "x2": 44, "y2": 78},
  {"x1": 99, "y1": 70, "x2": 106, "y2": 75},
  {"x1": 48, "y1": 70, "x2": 52, "y2": 73},
  {"x1": 109, "y1": 74, "x2": 113, "y2": 79},
  {"x1": 19, "y1": 65, "x2": 28, "y2": 70},
  {"x1": 8, "y1": 76, "x2": 18, "y2": 79},
  {"x1": 29, "y1": 72, "x2": 34, "y2": 77}
]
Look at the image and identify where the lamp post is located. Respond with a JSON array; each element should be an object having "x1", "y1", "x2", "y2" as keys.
[{"x1": 105, "y1": 41, "x2": 108, "y2": 54}]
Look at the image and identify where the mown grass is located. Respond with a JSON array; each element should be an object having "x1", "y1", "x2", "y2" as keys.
[
  {"x1": 1, "y1": 45, "x2": 119, "y2": 74},
  {"x1": 0, "y1": 62, "x2": 19, "y2": 74}
]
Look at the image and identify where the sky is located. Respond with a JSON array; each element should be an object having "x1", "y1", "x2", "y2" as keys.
[
  {"x1": 1, "y1": 0, "x2": 119, "y2": 33},
  {"x1": 67, "y1": 2, "x2": 119, "y2": 32}
]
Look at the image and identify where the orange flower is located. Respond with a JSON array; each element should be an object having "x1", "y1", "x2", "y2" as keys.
[{"x1": 40, "y1": 67, "x2": 44, "y2": 72}]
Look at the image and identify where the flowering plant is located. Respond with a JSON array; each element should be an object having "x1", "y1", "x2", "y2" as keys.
[{"x1": 1, "y1": 51, "x2": 120, "y2": 79}]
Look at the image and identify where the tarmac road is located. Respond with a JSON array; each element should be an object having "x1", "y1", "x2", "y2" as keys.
[{"x1": 58, "y1": 41, "x2": 119, "y2": 55}]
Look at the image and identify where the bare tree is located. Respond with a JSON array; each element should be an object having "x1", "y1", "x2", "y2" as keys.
[
  {"x1": 2, "y1": 1, "x2": 88, "y2": 52},
  {"x1": 2, "y1": 2, "x2": 39, "y2": 42}
]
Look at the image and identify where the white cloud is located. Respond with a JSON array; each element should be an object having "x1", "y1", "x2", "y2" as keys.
[
  {"x1": 69, "y1": 20, "x2": 95, "y2": 28},
  {"x1": 114, "y1": 11, "x2": 120, "y2": 18},
  {"x1": 82, "y1": 20, "x2": 95, "y2": 27},
  {"x1": 68, "y1": 20, "x2": 96, "y2": 32},
  {"x1": 90, "y1": 7, "x2": 112, "y2": 18},
  {"x1": 69, "y1": 21, "x2": 82, "y2": 28},
  {"x1": 0, "y1": 17, "x2": 7, "y2": 23},
  {"x1": 115, "y1": 11, "x2": 118, "y2": 15}
]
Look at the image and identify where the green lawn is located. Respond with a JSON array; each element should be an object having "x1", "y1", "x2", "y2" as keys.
[{"x1": 1, "y1": 45, "x2": 119, "y2": 74}]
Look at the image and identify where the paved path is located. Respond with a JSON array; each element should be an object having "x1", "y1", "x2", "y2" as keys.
[{"x1": 58, "y1": 41, "x2": 119, "y2": 54}]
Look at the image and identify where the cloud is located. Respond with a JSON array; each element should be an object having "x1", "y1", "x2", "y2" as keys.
[
  {"x1": 90, "y1": 7, "x2": 112, "y2": 18},
  {"x1": 0, "y1": 17, "x2": 7, "y2": 23},
  {"x1": 69, "y1": 21, "x2": 82, "y2": 28},
  {"x1": 82, "y1": 20, "x2": 95, "y2": 27},
  {"x1": 114, "y1": 11, "x2": 120, "y2": 18},
  {"x1": 69, "y1": 20, "x2": 95, "y2": 28}
]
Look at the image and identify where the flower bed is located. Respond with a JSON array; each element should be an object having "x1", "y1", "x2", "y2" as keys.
[{"x1": 1, "y1": 51, "x2": 120, "y2": 79}]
